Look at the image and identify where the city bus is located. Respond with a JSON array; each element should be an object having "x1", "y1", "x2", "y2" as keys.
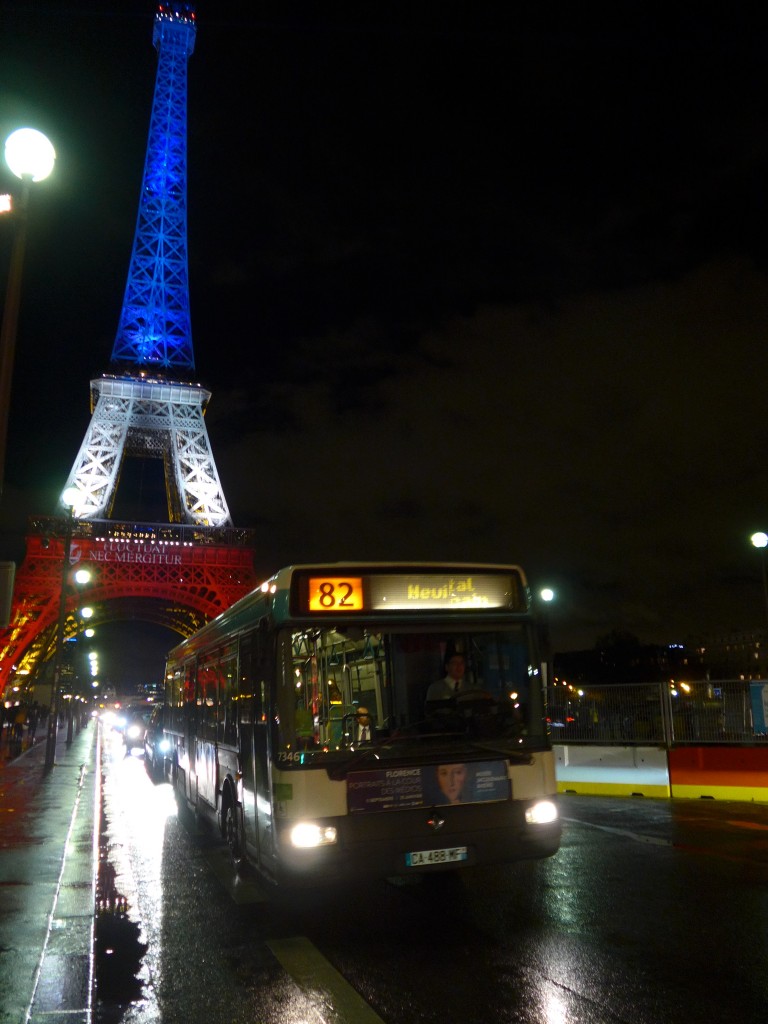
[{"x1": 163, "y1": 563, "x2": 561, "y2": 887}]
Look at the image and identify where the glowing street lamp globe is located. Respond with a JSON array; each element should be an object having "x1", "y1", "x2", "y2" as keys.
[
  {"x1": 61, "y1": 486, "x2": 83, "y2": 517},
  {"x1": 540, "y1": 587, "x2": 555, "y2": 603},
  {"x1": 751, "y1": 532, "x2": 768, "y2": 550},
  {"x1": 4, "y1": 128, "x2": 56, "y2": 182}
]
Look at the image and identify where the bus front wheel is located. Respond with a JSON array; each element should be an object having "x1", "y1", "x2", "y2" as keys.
[{"x1": 224, "y1": 791, "x2": 244, "y2": 872}]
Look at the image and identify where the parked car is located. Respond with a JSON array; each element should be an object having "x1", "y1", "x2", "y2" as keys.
[
  {"x1": 546, "y1": 703, "x2": 576, "y2": 730},
  {"x1": 143, "y1": 703, "x2": 170, "y2": 781},
  {"x1": 116, "y1": 704, "x2": 154, "y2": 756}
]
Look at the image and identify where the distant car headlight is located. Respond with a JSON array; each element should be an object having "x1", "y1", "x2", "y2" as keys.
[
  {"x1": 127, "y1": 724, "x2": 143, "y2": 740},
  {"x1": 289, "y1": 823, "x2": 338, "y2": 849},
  {"x1": 525, "y1": 800, "x2": 558, "y2": 825}
]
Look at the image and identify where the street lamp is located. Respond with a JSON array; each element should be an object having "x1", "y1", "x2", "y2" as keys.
[
  {"x1": 66, "y1": 585, "x2": 94, "y2": 743},
  {"x1": 750, "y1": 532, "x2": 768, "y2": 632},
  {"x1": 44, "y1": 486, "x2": 80, "y2": 769},
  {"x1": 0, "y1": 127, "x2": 55, "y2": 500},
  {"x1": 63, "y1": 601, "x2": 94, "y2": 740},
  {"x1": 537, "y1": 586, "x2": 556, "y2": 687}
]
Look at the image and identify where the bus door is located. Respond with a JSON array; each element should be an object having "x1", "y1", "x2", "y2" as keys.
[
  {"x1": 239, "y1": 627, "x2": 274, "y2": 869},
  {"x1": 216, "y1": 647, "x2": 240, "y2": 822}
]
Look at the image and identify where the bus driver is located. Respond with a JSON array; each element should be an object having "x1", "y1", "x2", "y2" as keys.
[{"x1": 425, "y1": 653, "x2": 469, "y2": 707}]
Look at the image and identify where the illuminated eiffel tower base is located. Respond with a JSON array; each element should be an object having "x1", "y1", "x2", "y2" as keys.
[{"x1": 65, "y1": 374, "x2": 230, "y2": 526}]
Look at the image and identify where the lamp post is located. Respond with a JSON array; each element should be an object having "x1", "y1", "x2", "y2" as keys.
[
  {"x1": 66, "y1": 593, "x2": 92, "y2": 743},
  {"x1": 44, "y1": 486, "x2": 80, "y2": 770},
  {"x1": 538, "y1": 586, "x2": 556, "y2": 688},
  {"x1": 750, "y1": 532, "x2": 768, "y2": 633},
  {"x1": 0, "y1": 127, "x2": 56, "y2": 501}
]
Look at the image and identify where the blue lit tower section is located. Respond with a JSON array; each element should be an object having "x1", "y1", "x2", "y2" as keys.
[
  {"x1": 61, "y1": 3, "x2": 232, "y2": 527},
  {"x1": 111, "y1": 3, "x2": 196, "y2": 370}
]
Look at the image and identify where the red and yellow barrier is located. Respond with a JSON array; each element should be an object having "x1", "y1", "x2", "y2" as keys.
[
  {"x1": 668, "y1": 747, "x2": 768, "y2": 802},
  {"x1": 554, "y1": 744, "x2": 768, "y2": 803}
]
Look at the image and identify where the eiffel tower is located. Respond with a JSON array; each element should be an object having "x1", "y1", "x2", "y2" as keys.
[{"x1": 0, "y1": 3, "x2": 257, "y2": 700}]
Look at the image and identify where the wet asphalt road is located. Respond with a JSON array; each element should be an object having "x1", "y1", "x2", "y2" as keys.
[{"x1": 98, "y1": 728, "x2": 768, "y2": 1024}]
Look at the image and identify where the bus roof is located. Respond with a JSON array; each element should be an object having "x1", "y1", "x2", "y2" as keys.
[{"x1": 166, "y1": 562, "x2": 531, "y2": 663}]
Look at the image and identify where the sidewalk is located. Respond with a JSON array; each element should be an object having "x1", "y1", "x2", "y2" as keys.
[{"x1": 0, "y1": 722, "x2": 99, "y2": 1024}]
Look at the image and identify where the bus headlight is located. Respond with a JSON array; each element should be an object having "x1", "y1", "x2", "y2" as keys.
[
  {"x1": 525, "y1": 800, "x2": 558, "y2": 825},
  {"x1": 289, "y1": 823, "x2": 338, "y2": 849}
]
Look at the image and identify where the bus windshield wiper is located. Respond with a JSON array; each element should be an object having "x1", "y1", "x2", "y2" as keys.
[
  {"x1": 328, "y1": 743, "x2": 386, "y2": 778},
  {"x1": 463, "y1": 740, "x2": 533, "y2": 764}
]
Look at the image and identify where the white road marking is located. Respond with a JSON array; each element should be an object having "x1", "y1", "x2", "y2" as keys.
[
  {"x1": 268, "y1": 936, "x2": 386, "y2": 1024},
  {"x1": 562, "y1": 816, "x2": 672, "y2": 846}
]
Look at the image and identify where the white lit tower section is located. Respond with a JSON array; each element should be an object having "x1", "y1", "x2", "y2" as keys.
[{"x1": 62, "y1": 3, "x2": 232, "y2": 526}]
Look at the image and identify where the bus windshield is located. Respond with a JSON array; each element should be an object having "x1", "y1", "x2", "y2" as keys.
[{"x1": 276, "y1": 624, "x2": 546, "y2": 760}]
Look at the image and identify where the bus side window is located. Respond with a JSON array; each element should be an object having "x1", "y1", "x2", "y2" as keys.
[
  {"x1": 198, "y1": 655, "x2": 217, "y2": 742},
  {"x1": 179, "y1": 661, "x2": 195, "y2": 735},
  {"x1": 218, "y1": 655, "x2": 238, "y2": 746},
  {"x1": 167, "y1": 664, "x2": 189, "y2": 734},
  {"x1": 241, "y1": 621, "x2": 270, "y2": 727}
]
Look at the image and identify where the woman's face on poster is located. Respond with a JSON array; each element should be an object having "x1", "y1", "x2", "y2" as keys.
[{"x1": 436, "y1": 763, "x2": 467, "y2": 803}]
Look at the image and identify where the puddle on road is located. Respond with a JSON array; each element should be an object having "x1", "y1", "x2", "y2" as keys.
[{"x1": 93, "y1": 752, "x2": 148, "y2": 1021}]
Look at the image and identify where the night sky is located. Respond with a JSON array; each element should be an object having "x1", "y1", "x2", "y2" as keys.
[{"x1": 1, "y1": 1, "x2": 768, "y2": 680}]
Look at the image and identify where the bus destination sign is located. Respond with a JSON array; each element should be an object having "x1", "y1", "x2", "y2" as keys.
[
  {"x1": 305, "y1": 573, "x2": 519, "y2": 613},
  {"x1": 368, "y1": 574, "x2": 514, "y2": 610},
  {"x1": 307, "y1": 577, "x2": 364, "y2": 612}
]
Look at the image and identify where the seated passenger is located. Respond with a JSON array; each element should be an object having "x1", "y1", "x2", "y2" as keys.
[{"x1": 354, "y1": 707, "x2": 374, "y2": 743}]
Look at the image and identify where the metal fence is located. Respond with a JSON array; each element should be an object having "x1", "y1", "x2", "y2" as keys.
[{"x1": 545, "y1": 680, "x2": 768, "y2": 746}]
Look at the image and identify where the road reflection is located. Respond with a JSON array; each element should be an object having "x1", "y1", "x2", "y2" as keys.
[
  {"x1": 100, "y1": 726, "x2": 335, "y2": 1024},
  {"x1": 96, "y1": 731, "x2": 768, "y2": 1024},
  {"x1": 99, "y1": 726, "x2": 176, "y2": 1021}
]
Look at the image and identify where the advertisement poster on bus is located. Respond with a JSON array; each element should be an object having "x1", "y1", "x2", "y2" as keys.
[{"x1": 347, "y1": 760, "x2": 509, "y2": 813}]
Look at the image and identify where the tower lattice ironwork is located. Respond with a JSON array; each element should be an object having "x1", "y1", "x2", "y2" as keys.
[
  {"x1": 64, "y1": 2, "x2": 229, "y2": 527},
  {"x1": 111, "y1": 5, "x2": 196, "y2": 373},
  {"x1": 0, "y1": 4, "x2": 257, "y2": 698}
]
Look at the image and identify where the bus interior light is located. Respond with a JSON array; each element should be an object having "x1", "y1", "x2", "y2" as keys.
[
  {"x1": 525, "y1": 800, "x2": 558, "y2": 825},
  {"x1": 290, "y1": 823, "x2": 338, "y2": 849}
]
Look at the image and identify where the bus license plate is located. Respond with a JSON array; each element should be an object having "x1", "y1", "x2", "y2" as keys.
[{"x1": 406, "y1": 846, "x2": 468, "y2": 867}]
